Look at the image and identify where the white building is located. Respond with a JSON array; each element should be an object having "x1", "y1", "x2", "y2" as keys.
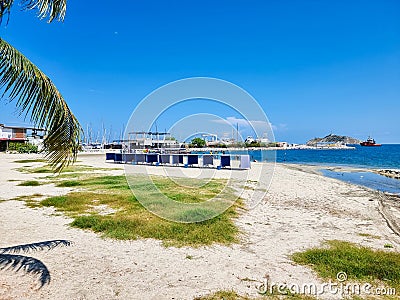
[
  {"x1": 127, "y1": 131, "x2": 179, "y2": 150},
  {"x1": 0, "y1": 124, "x2": 46, "y2": 151}
]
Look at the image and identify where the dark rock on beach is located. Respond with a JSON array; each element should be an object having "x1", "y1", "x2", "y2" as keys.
[{"x1": 375, "y1": 169, "x2": 400, "y2": 180}]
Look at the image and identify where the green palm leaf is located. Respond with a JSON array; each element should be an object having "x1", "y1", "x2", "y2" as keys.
[
  {"x1": 0, "y1": 38, "x2": 82, "y2": 172},
  {"x1": 0, "y1": 0, "x2": 66, "y2": 24}
]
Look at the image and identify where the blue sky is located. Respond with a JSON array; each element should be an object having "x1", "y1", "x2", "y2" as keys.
[{"x1": 0, "y1": 0, "x2": 399, "y2": 143}]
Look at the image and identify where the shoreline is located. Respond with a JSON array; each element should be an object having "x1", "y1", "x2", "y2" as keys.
[
  {"x1": 277, "y1": 160, "x2": 400, "y2": 173},
  {"x1": 277, "y1": 162, "x2": 400, "y2": 197}
]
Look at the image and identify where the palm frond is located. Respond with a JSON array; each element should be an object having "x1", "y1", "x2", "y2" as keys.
[
  {"x1": 0, "y1": 38, "x2": 82, "y2": 172},
  {"x1": 0, "y1": 254, "x2": 50, "y2": 287},
  {"x1": 0, "y1": 240, "x2": 72, "y2": 254},
  {"x1": 0, "y1": 0, "x2": 66, "y2": 24},
  {"x1": 21, "y1": 0, "x2": 66, "y2": 22},
  {"x1": 0, "y1": 0, "x2": 13, "y2": 24}
]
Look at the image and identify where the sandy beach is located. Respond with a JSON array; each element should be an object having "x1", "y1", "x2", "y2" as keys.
[{"x1": 0, "y1": 153, "x2": 399, "y2": 299}]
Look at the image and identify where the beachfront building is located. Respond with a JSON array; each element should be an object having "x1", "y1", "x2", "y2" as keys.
[
  {"x1": 127, "y1": 131, "x2": 179, "y2": 150},
  {"x1": 202, "y1": 134, "x2": 219, "y2": 147},
  {"x1": 0, "y1": 124, "x2": 46, "y2": 151},
  {"x1": 277, "y1": 142, "x2": 289, "y2": 148},
  {"x1": 244, "y1": 136, "x2": 271, "y2": 146}
]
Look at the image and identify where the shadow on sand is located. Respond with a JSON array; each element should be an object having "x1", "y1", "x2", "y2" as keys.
[{"x1": 0, "y1": 240, "x2": 71, "y2": 287}]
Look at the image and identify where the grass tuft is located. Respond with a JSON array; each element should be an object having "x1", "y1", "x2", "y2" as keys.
[
  {"x1": 194, "y1": 291, "x2": 252, "y2": 300},
  {"x1": 358, "y1": 233, "x2": 381, "y2": 239},
  {"x1": 18, "y1": 165, "x2": 96, "y2": 174},
  {"x1": 194, "y1": 290, "x2": 315, "y2": 299},
  {"x1": 56, "y1": 180, "x2": 82, "y2": 187},
  {"x1": 13, "y1": 159, "x2": 46, "y2": 163},
  {"x1": 292, "y1": 240, "x2": 400, "y2": 289},
  {"x1": 17, "y1": 180, "x2": 42, "y2": 186},
  {"x1": 176, "y1": 208, "x2": 217, "y2": 223},
  {"x1": 13, "y1": 193, "x2": 45, "y2": 208}
]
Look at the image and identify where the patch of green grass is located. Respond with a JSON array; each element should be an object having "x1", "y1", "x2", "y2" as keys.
[
  {"x1": 18, "y1": 164, "x2": 122, "y2": 174},
  {"x1": 17, "y1": 180, "x2": 42, "y2": 186},
  {"x1": 194, "y1": 290, "x2": 315, "y2": 300},
  {"x1": 17, "y1": 164, "x2": 97, "y2": 174},
  {"x1": 71, "y1": 211, "x2": 238, "y2": 247},
  {"x1": 56, "y1": 180, "x2": 82, "y2": 187},
  {"x1": 40, "y1": 195, "x2": 87, "y2": 213},
  {"x1": 81, "y1": 175, "x2": 131, "y2": 191},
  {"x1": 151, "y1": 177, "x2": 229, "y2": 204},
  {"x1": 36, "y1": 174, "x2": 240, "y2": 247},
  {"x1": 46, "y1": 172, "x2": 102, "y2": 180},
  {"x1": 13, "y1": 193, "x2": 43, "y2": 201},
  {"x1": 358, "y1": 233, "x2": 381, "y2": 239},
  {"x1": 13, "y1": 159, "x2": 46, "y2": 163},
  {"x1": 194, "y1": 291, "x2": 252, "y2": 300},
  {"x1": 239, "y1": 277, "x2": 259, "y2": 282},
  {"x1": 292, "y1": 240, "x2": 400, "y2": 289},
  {"x1": 13, "y1": 193, "x2": 45, "y2": 207}
]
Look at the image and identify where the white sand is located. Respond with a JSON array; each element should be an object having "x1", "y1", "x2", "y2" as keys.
[{"x1": 0, "y1": 153, "x2": 399, "y2": 299}]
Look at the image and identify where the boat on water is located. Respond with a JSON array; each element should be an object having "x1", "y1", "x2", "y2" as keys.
[{"x1": 360, "y1": 137, "x2": 382, "y2": 147}]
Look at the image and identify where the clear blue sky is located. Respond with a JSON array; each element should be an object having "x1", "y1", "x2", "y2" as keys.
[{"x1": 0, "y1": 0, "x2": 399, "y2": 143}]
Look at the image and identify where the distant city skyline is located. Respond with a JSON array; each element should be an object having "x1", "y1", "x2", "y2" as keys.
[{"x1": 0, "y1": 1, "x2": 399, "y2": 143}]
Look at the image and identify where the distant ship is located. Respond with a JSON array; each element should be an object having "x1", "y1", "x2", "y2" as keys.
[{"x1": 360, "y1": 137, "x2": 382, "y2": 147}]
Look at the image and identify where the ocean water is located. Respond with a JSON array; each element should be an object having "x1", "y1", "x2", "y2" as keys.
[
  {"x1": 246, "y1": 144, "x2": 400, "y2": 170},
  {"x1": 230, "y1": 144, "x2": 400, "y2": 194},
  {"x1": 321, "y1": 170, "x2": 400, "y2": 196}
]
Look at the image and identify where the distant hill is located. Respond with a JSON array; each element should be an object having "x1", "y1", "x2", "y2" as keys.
[{"x1": 306, "y1": 134, "x2": 361, "y2": 146}]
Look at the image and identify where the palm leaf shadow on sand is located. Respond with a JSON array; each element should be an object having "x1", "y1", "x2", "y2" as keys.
[{"x1": 0, "y1": 240, "x2": 71, "y2": 287}]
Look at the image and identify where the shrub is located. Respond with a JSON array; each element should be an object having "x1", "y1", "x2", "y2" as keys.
[{"x1": 8, "y1": 142, "x2": 38, "y2": 153}]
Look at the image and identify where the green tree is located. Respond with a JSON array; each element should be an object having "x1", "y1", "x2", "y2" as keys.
[
  {"x1": 245, "y1": 141, "x2": 261, "y2": 147},
  {"x1": 0, "y1": 0, "x2": 82, "y2": 172},
  {"x1": 191, "y1": 137, "x2": 206, "y2": 148}
]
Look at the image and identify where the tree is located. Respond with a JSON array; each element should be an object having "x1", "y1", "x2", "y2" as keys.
[
  {"x1": 165, "y1": 136, "x2": 177, "y2": 141},
  {"x1": 190, "y1": 137, "x2": 206, "y2": 148},
  {"x1": 0, "y1": 0, "x2": 82, "y2": 172},
  {"x1": 245, "y1": 141, "x2": 261, "y2": 148}
]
